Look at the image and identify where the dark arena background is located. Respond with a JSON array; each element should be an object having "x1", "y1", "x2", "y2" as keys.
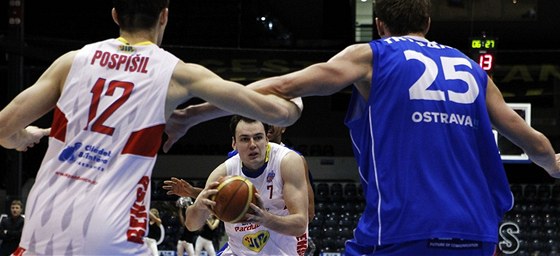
[{"x1": 1, "y1": 0, "x2": 559, "y2": 255}]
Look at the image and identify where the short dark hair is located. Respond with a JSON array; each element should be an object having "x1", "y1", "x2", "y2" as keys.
[
  {"x1": 374, "y1": 0, "x2": 431, "y2": 36},
  {"x1": 11, "y1": 200, "x2": 23, "y2": 208},
  {"x1": 112, "y1": 0, "x2": 169, "y2": 31},
  {"x1": 229, "y1": 115, "x2": 269, "y2": 138}
]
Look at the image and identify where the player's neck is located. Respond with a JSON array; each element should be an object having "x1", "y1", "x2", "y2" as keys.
[{"x1": 118, "y1": 31, "x2": 155, "y2": 45}]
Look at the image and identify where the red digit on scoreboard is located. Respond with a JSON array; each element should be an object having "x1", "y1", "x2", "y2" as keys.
[{"x1": 478, "y1": 53, "x2": 493, "y2": 71}]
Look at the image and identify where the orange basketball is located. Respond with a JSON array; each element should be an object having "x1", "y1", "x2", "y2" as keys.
[{"x1": 211, "y1": 175, "x2": 257, "y2": 223}]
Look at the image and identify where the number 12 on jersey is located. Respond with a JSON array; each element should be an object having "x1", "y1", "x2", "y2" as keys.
[{"x1": 85, "y1": 78, "x2": 134, "y2": 136}]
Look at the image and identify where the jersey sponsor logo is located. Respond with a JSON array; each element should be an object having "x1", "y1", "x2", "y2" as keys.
[
  {"x1": 242, "y1": 230, "x2": 270, "y2": 253},
  {"x1": 127, "y1": 176, "x2": 150, "y2": 244},
  {"x1": 234, "y1": 223, "x2": 260, "y2": 232},
  {"x1": 296, "y1": 233, "x2": 308, "y2": 256},
  {"x1": 54, "y1": 171, "x2": 97, "y2": 185},
  {"x1": 118, "y1": 45, "x2": 135, "y2": 53},
  {"x1": 58, "y1": 142, "x2": 113, "y2": 172},
  {"x1": 59, "y1": 142, "x2": 83, "y2": 163},
  {"x1": 498, "y1": 222, "x2": 520, "y2": 254},
  {"x1": 411, "y1": 111, "x2": 475, "y2": 127}
]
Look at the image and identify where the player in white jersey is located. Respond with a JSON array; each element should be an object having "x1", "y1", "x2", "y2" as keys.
[
  {"x1": 0, "y1": 0, "x2": 302, "y2": 255},
  {"x1": 185, "y1": 116, "x2": 309, "y2": 256}
]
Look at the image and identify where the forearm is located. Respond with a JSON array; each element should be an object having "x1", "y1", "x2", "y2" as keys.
[
  {"x1": 0, "y1": 129, "x2": 28, "y2": 149},
  {"x1": 176, "y1": 188, "x2": 202, "y2": 198},
  {"x1": 185, "y1": 205, "x2": 211, "y2": 232},
  {"x1": 190, "y1": 187, "x2": 203, "y2": 198},
  {"x1": 185, "y1": 103, "x2": 231, "y2": 127},
  {"x1": 261, "y1": 213, "x2": 307, "y2": 237},
  {"x1": 186, "y1": 97, "x2": 302, "y2": 127},
  {"x1": 523, "y1": 131, "x2": 560, "y2": 177}
]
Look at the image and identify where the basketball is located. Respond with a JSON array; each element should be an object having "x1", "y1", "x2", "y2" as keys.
[{"x1": 211, "y1": 175, "x2": 257, "y2": 223}]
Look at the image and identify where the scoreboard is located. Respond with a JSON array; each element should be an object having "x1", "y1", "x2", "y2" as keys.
[{"x1": 470, "y1": 37, "x2": 496, "y2": 73}]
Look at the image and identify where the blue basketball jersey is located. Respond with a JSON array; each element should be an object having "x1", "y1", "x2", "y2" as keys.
[{"x1": 344, "y1": 36, "x2": 513, "y2": 246}]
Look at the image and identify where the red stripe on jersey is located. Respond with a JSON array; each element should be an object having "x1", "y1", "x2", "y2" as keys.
[
  {"x1": 51, "y1": 106, "x2": 68, "y2": 142},
  {"x1": 11, "y1": 246, "x2": 26, "y2": 256},
  {"x1": 121, "y1": 124, "x2": 165, "y2": 157}
]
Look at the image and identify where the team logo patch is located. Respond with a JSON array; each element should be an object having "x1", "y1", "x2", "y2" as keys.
[
  {"x1": 266, "y1": 172, "x2": 275, "y2": 183},
  {"x1": 242, "y1": 230, "x2": 270, "y2": 252},
  {"x1": 59, "y1": 142, "x2": 83, "y2": 163}
]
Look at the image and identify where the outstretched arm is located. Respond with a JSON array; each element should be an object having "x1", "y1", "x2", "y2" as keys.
[
  {"x1": 486, "y1": 79, "x2": 560, "y2": 178},
  {"x1": 0, "y1": 126, "x2": 50, "y2": 151},
  {"x1": 163, "y1": 43, "x2": 372, "y2": 151},
  {"x1": 162, "y1": 97, "x2": 302, "y2": 153},
  {"x1": 0, "y1": 51, "x2": 75, "y2": 151},
  {"x1": 163, "y1": 177, "x2": 203, "y2": 198}
]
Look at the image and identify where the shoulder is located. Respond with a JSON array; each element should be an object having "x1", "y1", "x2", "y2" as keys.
[
  {"x1": 338, "y1": 43, "x2": 373, "y2": 59},
  {"x1": 208, "y1": 162, "x2": 228, "y2": 183},
  {"x1": 54, "y1": 51, "x2": 79, "y2": 69},
  {"x1": 172, "y1": 61, "x2": 213, "y2": 83}
]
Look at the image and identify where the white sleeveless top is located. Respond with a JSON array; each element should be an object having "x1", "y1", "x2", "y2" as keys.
[
  {"x1": 220, "y1": 143, "x2": 307, "y2": 256},
  {"x1": 18, "y1": 38, "x2": 178, "y2": 255}
]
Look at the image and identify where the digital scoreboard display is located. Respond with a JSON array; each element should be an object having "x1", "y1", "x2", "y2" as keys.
[
  {"x1": 471, "y1": 39, "x2": 496, "y2": 50},
  {"x1": 470, "y1": 37, "x2": 497, "y2": 73}
]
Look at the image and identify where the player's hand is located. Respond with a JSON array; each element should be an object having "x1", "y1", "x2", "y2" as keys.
[
  {"x1": 163, "y1": 108, "x2": 194, "y2": 153},
  {"x1": 245, "y1": 193, "x2": 269, "y2": 224},
  {"x1": 192, "y1": 181, "x2": 219, "y2": 212},
  {"x1": 163, "y1": 177, "x2": 199, "y2": 197},
  {"x1": 14, "y1": 126, "x2": 50, "y2": 152}
]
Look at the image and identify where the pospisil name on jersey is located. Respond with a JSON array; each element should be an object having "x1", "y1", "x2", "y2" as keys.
[{"x1": 90, "y1": 50, "x2": 149, "y2": 74}]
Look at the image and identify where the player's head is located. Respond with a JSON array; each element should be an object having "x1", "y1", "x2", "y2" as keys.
[
  {"x1": 229, "y1": 115, "x2": 270, "y2": 169},
  {"x1": 150, "y1": 208, "x2": 160, "y2": 218},
  {"x1": 267, "y1": 125, "x2": 286, "y2": 144},
  {"x1": 374, "y1": 0, "x2": 431, "y2": 37},
  {"x1": 112, "y1": 0, "x2": 170, "y2": 43},
  {"x1": 10, "y1": 200, "x2": 23, "y2": 217}
]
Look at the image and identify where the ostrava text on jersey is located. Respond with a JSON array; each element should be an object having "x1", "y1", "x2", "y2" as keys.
[{"x1": 345, "y1": 36, "x2": 513, "y2": 246}]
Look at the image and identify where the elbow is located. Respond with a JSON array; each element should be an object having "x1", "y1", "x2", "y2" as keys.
[
  {"x1": 526, "y1": 132, "x2": 551, "y2": 157},
  {"x1": 288, "y1": 216, "x2": 308, "y2": 237},
  {"x1": 292, "y1": 222, "x2": 308, "y2": 237},
  {"x1": 278, "y1": 97, "x2": 303, "y2": 127},
  {"x1": 279, "y1": 107, "x2": 301, "y2": 127}
]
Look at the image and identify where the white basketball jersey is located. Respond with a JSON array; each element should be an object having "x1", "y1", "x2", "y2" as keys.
[
  {"x1": 221, "y1": 143, "x2": 307, "y2": 256},
  {"x1": 17, "y1": 38, "x2": 178, "y2": 255}
]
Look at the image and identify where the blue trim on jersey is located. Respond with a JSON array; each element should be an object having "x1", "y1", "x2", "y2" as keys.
[{"x1": 216, "y1": 242, "x2": 228, "y2": 256}]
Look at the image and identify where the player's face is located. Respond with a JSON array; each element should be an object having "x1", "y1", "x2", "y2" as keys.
[
  {"x1": 267, "y1": 126, "x2": 285, "y2": 144},
  {"x1": 234, "y1": 121, "x2": 269, "y2": 170},
  {"x1": 11, "y1": 204, "x2": 22, "y2": 217}
]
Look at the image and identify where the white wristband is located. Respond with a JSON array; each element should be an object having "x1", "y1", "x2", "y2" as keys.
[{"x1": 290, "y1": 97, "x2": 304, "y2": 112}]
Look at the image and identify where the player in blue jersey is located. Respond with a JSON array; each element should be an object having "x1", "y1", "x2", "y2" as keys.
[{"x1": 163, "y1": 0, "x2": 560, "y2": 255}]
